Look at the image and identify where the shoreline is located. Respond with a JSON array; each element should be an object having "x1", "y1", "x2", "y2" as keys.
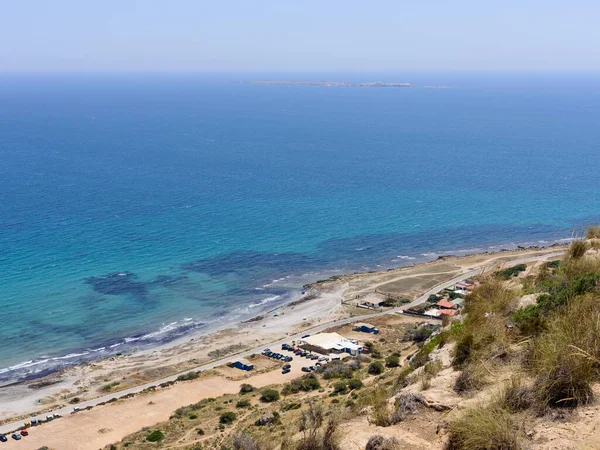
[
  {"x1": 0, "y1": 242, "x2": 567, "y2": 426},
  {"x1": 0, "y1": 238, "x2": 569, "y2": 389}
]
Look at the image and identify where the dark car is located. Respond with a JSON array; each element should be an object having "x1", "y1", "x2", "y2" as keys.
[
  {"x1": 301, "y1": 367, "x2": 310, "y2": 372},
  {"x1": 284, "y1": 356, "x2": 293, "y2": 362},
  {"x1": 302, "y1": 334, "x2": 311, "y2": 338},
  {"x1": 282, "y1": 368, "x2": 290, "y2": 374},
  {"x1": 282, "y1": 364, "x2": 291, "y2": 370},
  {"x1": 11, "y1": 434, "x2": 21, "y2": 441},
  {"x1": 0, "y1": 434, "x2": 7, "y2": 442},
  {"x1": 20, "y1": 430, "x2": 28, "y2": 436}
]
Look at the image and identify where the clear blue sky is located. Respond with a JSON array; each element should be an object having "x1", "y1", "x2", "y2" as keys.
[{"x1": 1, "y1": 0, "x2": 599, "y2": 72}]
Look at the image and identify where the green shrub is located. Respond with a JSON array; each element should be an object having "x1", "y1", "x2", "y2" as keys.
[
  {"x1": 322, "y1": 361, "x2": 353, "y2": 379},
  {"x1": 219, "y1": 411, "x2": 237, "y2": 424},
  {"x1": 260, "y1": 388, "x2": 280, "y2": 403},
  {"x1": 282, "y1": 374, "x2": 321, "y2": 395},
  {"x1": 368, "y1": 361, "x2": 384, "y2": 375},
  {"x1": 511, "y1": 305, "x2": 545, "y2": 336},
  {"x1": 188, "y1": 413, "x2": 198, "y2": 419},
  {"x1": 239, "y1": 383, "x2": 255, "y2": 394},
  {"x1": 385, "y1": 355, "x2": 400, "y2": 368},
  {"x1": 236, "y1": 399, "x2": 251, "y2": 408},
  {"x1": 101, "y1": 381, "x2": 120, "y2": 392},
  {"x1": 176, "y1": 371, "x2": 200, "y2": 382},
  {"x1": 496, "y1": 263, "x2": 527, "y2": 280},
  {"x1": 146, "y1": 430, "x2": 165, "y2": 442},
  {"x1": 333, "y1": 381, "x2": 348, "y2": 394},
  {"x1": 348, "y1": 378, "x2": 363, "y2": 390}
]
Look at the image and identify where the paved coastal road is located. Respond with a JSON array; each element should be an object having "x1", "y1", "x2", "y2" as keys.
[{"x1": 0, "y1": 250, "x2": 564, "y2": 436}]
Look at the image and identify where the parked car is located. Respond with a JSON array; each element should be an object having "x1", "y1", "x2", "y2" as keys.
[
  {"x1": 282, "y1": 364, "x2": 291, "y2": 370},
  {"x1": 318, "y1": 356, "x2": 329, "y2": 361},
  {"x1": 302, "y1": 334, "x2": 311, "y2": 338},
  {"x1": 20, "y1": 430, "x2": 28, "y2": 436},
  {"x1": 309, "y1": 366, "x2": 317, "y2": 371},
  {"x1": 301, "y1": 367, "x2": 310, "y2": 372},
  {"x1": 282, "y1": 368, "x2": 290, "y2": 374},
  {"x1": 284, "y1": 356, "x2": 293, "y2": 362},
  {"x1": 11, "y1": 434, "x2": 21, "y2": 441},
  {"x1": 0, "y1": 434, "x2": 7, "y2": 442},
  {"x1": 310, "y1": 355, "x2": 319, "y2": 360}
]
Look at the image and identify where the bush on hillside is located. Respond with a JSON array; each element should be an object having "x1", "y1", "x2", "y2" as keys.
[
  {"x1": 239, "y1": 383, "x2": 255, "y2": 394},
  {"x1": 348, "y1": 378, "x2": 363, "y2": 390},
  {"x1": 176, "y1": 370, "x2": 200, "y2": 382},
  {"x1": 365, "y1": 435, "x2": 400, "y2": 450},
  {"x1": 146, "y1": 430, "x2": 165, "y2": 442},
  {"x1": 219, "y1": 411, "x2": 237, "y2": 424},
  {"x1": 260, "y1": 388, "x2": 280, "y2": 403},
  {"x1": 511, "y1": 305, "x2": 546, "y2": 336},
  {"x1": 496, "y1": 264, "x2": 527, "y2": 280},
  {"x1": 385, "y1": 355, "x2": 400, "y2": 368},
  {"x1": 236, "y1": 399, "x2": 251, "y2": 408},
  {"x1": 368, "y1": 361, "x2": 384, "y2": 375}
]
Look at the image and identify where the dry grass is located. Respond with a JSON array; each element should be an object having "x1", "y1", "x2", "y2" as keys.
[
  {"x1": 568, "y1": 240, "x2": 589, "y2": 260},
  {"x1": 446, "y1": 405, "x2": 521, "y2": 450},
  {"x1": 453, "y1": 365, "x2": 486, "y2": 394},
  {"x1": 452, "y1": 279, "x2": 519, "y2": 370},
  {"x1": 586, "y1": 226, "x2": 600, "y2": 239},
  {"x1": 532, "y1": 294, "x2": 600, "y2": 409},
  {"x1": 495, "y1": 375, "x2": 533, "y2": 412}
]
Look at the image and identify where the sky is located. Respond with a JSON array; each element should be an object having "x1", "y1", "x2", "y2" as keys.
[{"x1": 1, "y1": 0, "x2": 599, "y2": 72}]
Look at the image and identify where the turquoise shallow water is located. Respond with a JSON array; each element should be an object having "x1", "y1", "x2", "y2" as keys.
[{"x1": 1, "y1": 73, "x2": 599, "y2": 383}]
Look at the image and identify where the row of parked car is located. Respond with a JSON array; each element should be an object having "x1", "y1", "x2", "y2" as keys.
[
  {"x1": 281, "y1": 343, "x2": 330, "y2": 362},
  {"x1": 0, "y1": 429, "x2": 28, "y2": 441},
  {"x1": 0, "y1": 413, "x2": 57, "y2": 443},
  {"x1": 261, "y1": 349, "x2": 293, "y2": 363}
]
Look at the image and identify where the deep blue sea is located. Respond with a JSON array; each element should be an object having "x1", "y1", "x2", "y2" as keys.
[{"x1": 1, "y1": 72, "x2": 599, "y2": 384}]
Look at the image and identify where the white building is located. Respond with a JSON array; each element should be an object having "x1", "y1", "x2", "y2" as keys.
[{"x1": 300, "y1": 332, "x2": 362, "y2": 356}]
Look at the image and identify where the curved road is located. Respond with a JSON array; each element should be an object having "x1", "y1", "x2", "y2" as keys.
[{"x1": 0, "y1": 250, "x2": 563, "y2": 436}]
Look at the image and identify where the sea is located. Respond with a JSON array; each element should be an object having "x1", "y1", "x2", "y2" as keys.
[{"x1": 1, "y1": 72, "x2": 599, "y2": 385}]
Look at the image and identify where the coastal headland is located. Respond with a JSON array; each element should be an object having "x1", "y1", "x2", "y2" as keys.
[{"x1": 0, "y1": 244, "x2": 567, "y2": 449}]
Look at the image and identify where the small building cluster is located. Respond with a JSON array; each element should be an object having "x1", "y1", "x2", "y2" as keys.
[
  {"x1": 409, "y1": 279, "x2": 477, "y2": 318},
  {"x1": 299, "y1": 332, "x2": 362, "y2": 356}
]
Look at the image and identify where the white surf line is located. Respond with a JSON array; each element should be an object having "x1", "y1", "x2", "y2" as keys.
[{"x1": 0, "y1": 250, "x2": 564, "y2": 435}]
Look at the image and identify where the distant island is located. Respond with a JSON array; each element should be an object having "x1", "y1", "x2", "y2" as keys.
[{"x1": 237, "y1": 80, "x2": 412, "y2": 88}]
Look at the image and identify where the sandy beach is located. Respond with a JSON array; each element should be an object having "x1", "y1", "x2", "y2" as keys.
[{"x1": 0, "y1": 245, "x2": 565, "y2": 449}]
